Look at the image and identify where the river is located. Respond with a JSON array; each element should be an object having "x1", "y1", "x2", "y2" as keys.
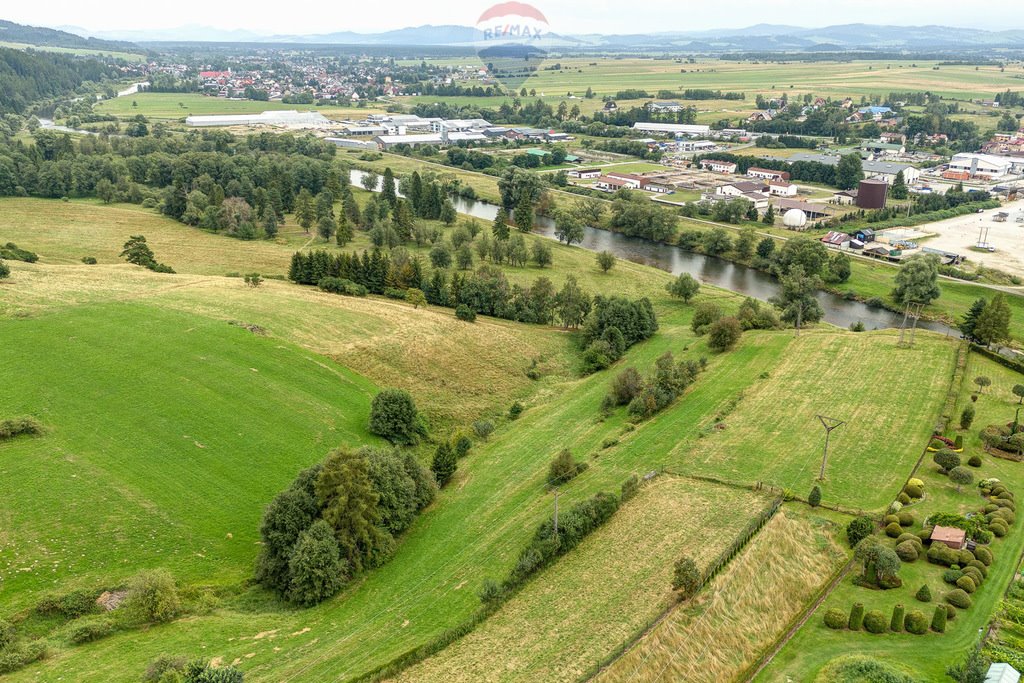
[{"x1": 349, "y1": 168, "x2": 957, "y2": 335}]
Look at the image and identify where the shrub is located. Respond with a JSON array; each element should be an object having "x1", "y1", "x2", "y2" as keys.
[
  {"x1": 897, "y1": 492, "x2": 911, "y2": 505},
  {"x1": 897, "y1": 510, "x2": 915, "y2": 527},
  {"x1": 904, "y1": 483, "x2": 924, "y2": 499},
  {"x1": 478, "y1": 578, "x2": 503, "y2": 604},
  {"x1": 904, "y1": 610, "x2": 928, "y2": 635},
  {"x1": 706, "y1": 316, "x2": 742, "y2": 352},
  {"x1": 473, "y1": 420, "x2": 495, "y2": 440},
  {"x1": 883, "y1": 514, "x2": 899, "y2": 526},
  {"x1": 908, "y1": 477, "x2": 924, "y2": 488},
  {"x1": 0, "y1": 260, "x2": 9, "y2": 279},
  {"x1": 808, "y1": 485, "x2": 822, "y2": 508},
  {"x1": 928, "y1": 543, "x2": 959, "y2": 566},
  {"x1": 455, "y1": 304, "x2": 476, "y2": 322},
  {"x1": 81, "y1": 256, "x2": 97, "y2": 265},
  {"x1": 847, "y1": 516, "x2": 874, "y2": 548},
  {"x1": 968, "y1": 454, "x2": 982, "y2": 467},
  {"x1": 824, "y1": 607, "x2": 847, "y2": 630},
  {"x1": 608, "y1": 367, "x2": 644, "y2": 407},
  {"x1": 317, "y1": 277, "x2": 367, "y2": 296},
  {"x1": 144, "y1": 655, "x2": 189, "y2": 682},
  {"x1": 0, "y1": 641, "x2": 47, "y2": 675},
  {"x1": 961, "y1": 403, "x2": 975, "y2": 429},
  {"x1": 890, "y1": 603, "x2": 905, "y2": 632},
  {"x1": 66, "y1": 618, "x2": 114, "y2": 644},
  {"x1": 454, "y1": 435, "x2": 472, "y2": 459},
  {"x1": 35, "y1": 588, "x2": 97, "y2": 619},
  {"x1": 934, "y1": 449, "x2": 961, "y2": 473},
  {"x1": 548, "y1": 449, "x2": 588, "y2": 487},
  {"x1": 672, "y1": 557, "x2": 701, "y2": 598},
  {"x1": 848, "y1": 602, "x2": 865, "y2": 630},
  {"x1": 916, "y1": 584, "x2": 932, "y2": 602},
  {"x1": 126, "y1": 569, "x2": 180, "y2": 623},
  {"x1": 896, "y1": 540, "x2": 919, "y2": 562},
  {"x1": 946, "y1": 588, "x2": 972, "y2": 609},
  {"x1": 368, "y1": 389, "x2": 426, "y2": 445},
  {"x1": 944, "y1": 568, "x2": 964, "y2": 584},
  {"x1": 975, "y1": 546, "x2": 993, "y2": 566},
  {"x1": 962, "y1": 567, "x2": 984, "y2": 586},
  {"x1": 967, "y1": 560, "x2": 988, "y2": 577},
  {"x1": 620, "y1": 475, "x2": 640, "y2": 502},
  {"x1": 863, "y1": 609, "x2": 888, "y2": 633},
  {"x1": 885, "y1": 522, "x2": 902, "y2": 538},
  {"x1": 691, "y1": 302, "x2": 723, "y2": 335},
  {"x1": 990, "y1": 521, "x2": 1008, "y2": 537},
  {"x1": 957, "y1": 549, "x2": 976, "y2": 566},
  {"x1": 916, "y1": 526, "x2": 934, "y2": 541},
  {"x1": 931, "y1": 604, "x2": 947, "y2": 633},
  {"x1": 956, "y1": 575, "x2": 976, "y2": 593},
  {"x1": 896, "y1": 532, "x2": 920, "y2": 545},
  {"x1": 508, "y1": 401, "x2": 524, "y2": 420},
  {"x1": 0, "y1": 619, "x2": 14, "y2": 650}
]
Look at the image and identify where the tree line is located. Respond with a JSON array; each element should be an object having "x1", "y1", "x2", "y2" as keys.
[{"x1": 0, "y1": 48, "x2": 120, "y2": 115}]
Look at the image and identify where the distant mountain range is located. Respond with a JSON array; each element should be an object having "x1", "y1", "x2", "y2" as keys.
[
  {"x1": 0, "y1": 19, "x2": 136, "y2": 52},
  {"x1": 33, "y1": 20, "x2": 1024, "y2": 52}
]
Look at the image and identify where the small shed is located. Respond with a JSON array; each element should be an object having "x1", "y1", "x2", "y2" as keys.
[
  {"x1": 994, "y1": 212, "x2": 1010, "y2": 223},
  {"x1": 854, "y1": 229, "x2": 876, "y2": 243},
  {"x1": 931, "y1": 525, "x2": 967, "y2": 551},
  {"x1": 985, "y1": 663, "x2": 1021, "y2": 683}
]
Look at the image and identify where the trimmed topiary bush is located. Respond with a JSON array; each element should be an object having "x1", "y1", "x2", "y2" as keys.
[
  {"x1": 916, "y1": 584, "x2": 932, "y2": 602},
  {"x1": 904, "y1": 483, "x2": 924, "y2": 499},
  {"x1": 975, "y1": 546, "x2": 993, "y2": 566},
  {"x1": 956, "y1": 575, "x2": 977, "y2": 593},
  {"x1": 916, "y1": 526, "x2": 934, "y2": 541},
  {"x1": 897, "y1": 492, "x2": 912, "y2": 505},
  {"x1": 849, "y1": 602, "x2": 865, "y2": 630},
  {"x1": 883, "y1": 514, "x2": 900, "y2": 526},
  {"x1": 946, "y1": 588, "x2": 972, "y2": 609},
  {"x1": 989, "y1": 522, "x2": 1007, "y2": 537},
  {"x1": 809, "y1": 485, "x2": 822, "y2": 508},
  {"x1": 962, "y1": 567, "x2": 983, "y2": 586},
  {"x1": 946, "y1": 603, "x2": 957, "y2": 620},
  {"x1": 863, "y1": 609, "x2": 888, "y2": 634},
  {"x1": 824, "y1": 607, "x2": 847, "y2": 630},
  {"x1": 904, "y1": 610, "x2": 928, "y2": 635},
  {"x1": 943, "y1": 568, "x2": 964, "y2": 584},
  {"x1": 897, "y1": 532, "x2": 921, "y2": 545},
  {"x1": 967, "y1": 560, "x2": 988, "y2": 577},
  {"x1": 885, "y1": 522, "x2": 903, "y2": 538},
  {"x1": 931, "y1": 604, "x2": 947, "y2": 632},
  {"x1": 968, "y1": 454, "x2": 983, "y2": 467},
  {"x1": 890, "y1": 604, "x2": 905, "y2": 632},
  {"x1": 958, "y1": 549, "x2": 976, "y2": 566},
  {"x1": 897, "y1": 511, "x2": 915, "y2": 527},
  {"x1": 896, "y1": 540, "x2": 919, "y2": 562}
]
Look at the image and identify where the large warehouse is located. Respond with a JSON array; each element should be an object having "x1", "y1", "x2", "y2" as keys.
[
  {"x1": 947, "y1": 153, "x2": 1024, "y2": 179},
  {"x1": 631, "y1": 122, "x2": 711, "y2": 137},
  {"x1": 185, "y1": 110, "x2": 332, "y2": 128}
]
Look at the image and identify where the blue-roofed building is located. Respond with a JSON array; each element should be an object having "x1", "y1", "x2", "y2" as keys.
[{"x1": 859, "y1": 106, "x2": 894, "y2": 116}]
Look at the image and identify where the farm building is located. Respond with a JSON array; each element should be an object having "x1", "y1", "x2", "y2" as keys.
[
  {"x1": 832, "y1": 190, "x2": 857, "y2": 205},
  {"x1": 747, "y1": 167, "x2": 790, "y2": 182},
  {"x1": 568, "y1": 168, "x2": 602, "y2": 179},
  {"x1": 821, "y1": 231, "x2": 851, "y2": 248},
  {"x1": 374, "y1": 133, "x2": 445, "y2": 149},
  {"x1": 595, "y1": 176, "x2": 638, "y2": 191},
  {"x1": 631, "y1": 122, "x2": 711, "y2": 137},
  {"x1": 647, "y1": 101, "x2": 684, "y2": 113},
  {"x1": 768, "y1": 180, "x2": 798, "y2": 197},
  {"x1": 679, "y1": 140, "x2": 717, "y2": 153},
  {"x1": 775, "y1": 199, "x2": 829, "y2": 220},
  {"x1": 930, "y1": 526, "x2": 967, "y2": 551},
  {"x1": 700, "y1": 159, "x2": 737, "y2": 174},
  {"x1": 325, "y1": 137, "x2": 377, "y2": 151}
]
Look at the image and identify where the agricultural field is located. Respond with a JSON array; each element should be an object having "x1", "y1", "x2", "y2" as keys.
[
  {"x1": 759, "y1": 351, "x2": 1024, "y2": 681},
  {"x1": 93, "y1": 92, "x2": 386, "y2": 122},
  {"x1": 393, "y1": 477, "x2": 773, "y2": 683},
  {"x1": 598, "y1": 507, "x2": 848, "y2": 683},
  {"x1": 0, "y1": 40, "x2": 145, "y2": 61}
]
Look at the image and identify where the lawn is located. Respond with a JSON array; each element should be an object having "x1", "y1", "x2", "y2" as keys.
[
  {"x1": 597, "y1": 506, "x2": 848, "y2": 683},
  {"x1": 0, "y1": 41, "x2": 145, "y2": 61},
  {"x1": 393, "y1": 476, "x2": 772, "y2": 683},
  {"x1": 757, "y1": 350, "x2": 1024, "y2": 681},
  {"x1": 0, "y1": 302, "x2": 380, "y2": 611},
  {"x1": 675, "y1": 329, "x2": 958, "y2": 511}
]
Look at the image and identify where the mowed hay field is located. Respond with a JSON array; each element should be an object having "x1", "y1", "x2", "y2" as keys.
[
  {"x1": 679, "y1": 330, "x2": 957, "y2": 510},
  {"x1": 392, "y1": 477, "x2": 773, "y2": 683},
  {"x1": 0, "y1": 302, "x2": 379, "y2": 611},
  {"x1": 597, "y1": 507, "x2": 847, "y2": 683}
]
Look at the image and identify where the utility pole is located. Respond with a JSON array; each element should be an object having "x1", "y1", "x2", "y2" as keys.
[{"x1": 817, "y1": 415, "x2": 846, "y2": 481}]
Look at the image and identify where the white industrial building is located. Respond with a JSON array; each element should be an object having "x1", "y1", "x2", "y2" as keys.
[
  {"x1": 185, "y1": 110, "x2": 332, "y2": 128},
  {"x1": 948, "y1": 153, "x2": 1024, "y2": 179},
  {"x1": 631, "y1": 122, "x2": 711, "y2": 137}
]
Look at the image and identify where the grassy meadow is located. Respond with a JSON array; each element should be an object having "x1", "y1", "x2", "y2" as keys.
[
  {"x1": 93, "y1": 92, "x2": 386, "y2": 121},
  {"x1": 393, "y1": 477, "x2": 773, "y2": 683},
  {"x1": 597, "y1": 506, "x2": 848, "y2": 683}
]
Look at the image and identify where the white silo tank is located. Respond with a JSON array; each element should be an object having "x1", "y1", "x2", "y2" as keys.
[{"x1": 783, "y1": 208, "x2": 808, "y2": 229}]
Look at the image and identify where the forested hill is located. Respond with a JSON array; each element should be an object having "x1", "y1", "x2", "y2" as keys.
[
  {"x1": 0, "y1": 19, "x2": 135, "y2": 52},
  {"x1": 0, "y1": 48, "x2": 119, "y2": 114}
]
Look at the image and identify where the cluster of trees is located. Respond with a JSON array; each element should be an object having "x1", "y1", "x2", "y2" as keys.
[
  {"x1": 961, "y1": 294, "x2": 1013, "y2": 347},
  {"x1": 256, "y1": 445, "x2": 436, "y2": 606},
  {"x1": 608, "y1": 191, "x2": 678, "y2": 242},
  {"x1": 579, "y1": 295, "x2": 659, "y2": 372},
  {"x1": 604, "y1": 351, "x2": 705, "y2": 419},
  {"x1": 0, "y1": 48, "x2": 119, "y2": 115},
  {"x1": 753, "y1": 134, "x2": 820, "y2": 150},
  {"x1": 678, "y1": 89, "x2": 745, "y2": 101},
  {"x1": 415, "y1": 82, "x2": 504, "y2": 97}
]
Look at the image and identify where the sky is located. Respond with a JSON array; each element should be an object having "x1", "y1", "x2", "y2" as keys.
[{"x1": 5, "y1": 0, "x2": 1022, "y2": 36}]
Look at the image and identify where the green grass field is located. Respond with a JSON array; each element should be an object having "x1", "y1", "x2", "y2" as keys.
[
  {"x1": 0, "y1": 302, "x2": 379, "y2": 611},
  {"x1": 93, "y1": 92, "x2": 386, "y2": 121},
  {"x1": 0, "y1": 40, "x2": 145, "y2": 61},
  {"x1": 758, "y1": 351, "x2": 1024, "y2": 681}
]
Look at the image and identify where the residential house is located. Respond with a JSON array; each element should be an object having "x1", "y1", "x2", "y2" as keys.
[
  {"x1": 832, "y1": 190, "x2": 857, "y2": 205},
  {"x1": 747, "y1": 110, "x2": 774, "y2": 123},
  {"x1": 768, "y1": 180, "x2": 798, "y2": 197}
]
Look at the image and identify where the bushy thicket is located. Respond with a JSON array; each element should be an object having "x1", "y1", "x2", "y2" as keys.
[
  {"x1": 0, "y1": 416, "x2": 42, "y2": 441},
  {"x1": 368, "y1": 388, "x2": 427, "y2": 445},
  {"x1": 578, "y1": 295, "x2": 659, "y2": 373},
  {"x1": 604, "y1": 351, "x2": 705, "y2": 419},
  {"x1": 256, "y1": 446, "x2": 436, "y2": 606},
  {"x1": 0, "y1": 242, "x2": 37, "y2": 263},
  {"x1": 143, "y1": 657, "x2": 244, "y2": 683}
]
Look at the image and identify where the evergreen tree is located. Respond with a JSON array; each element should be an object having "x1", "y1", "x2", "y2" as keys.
[
  {"x1": 431, "y1": 442, "x2": 457, "y2": 487},
  {"x1": 492, "y1": 207, "x2": 510, "y2": 240},
  {"x1": 287, "y1": 519, "x2": 347, "y2": 606},
  {"x1": 891, "y1": 170, "x2": 909, "y2": 199},
  {"x1": 975, "y1": 292, "x2": 1011, "y2": 347},
  {"x1": 381, "y1": 167, "x2": 397, "y2": 207},
  {"x1": 761, "y1": 204, "x2": 775, "y2": 225},
  {"x1": 314, "y1": 448, "x2": 389, "y2": 574},
  {"x1": 513, "y1": 194, "x2": 534, "y2": 232},
  {"x1": 959, "y1": 298, "x2": 987, "y2": 342},
  {"x1": 295, "y1": 188, "x2": 315, "y2": 233}
]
